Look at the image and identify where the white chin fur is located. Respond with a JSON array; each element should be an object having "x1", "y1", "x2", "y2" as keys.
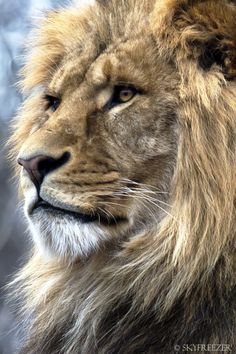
[
  {"x1": 23, "y1": 187, "x2": 108, "y2": 261},
  {"x1": 23, "y1": 183, "x2": 108, "y2": 262},
  {"x1": 27, "y1": 214, "x2": 108, "y2": 262}
]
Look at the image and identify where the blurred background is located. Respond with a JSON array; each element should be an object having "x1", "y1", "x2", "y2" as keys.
[{"x1": 0, "y1": 0, "x2": 94, "y2": 352}]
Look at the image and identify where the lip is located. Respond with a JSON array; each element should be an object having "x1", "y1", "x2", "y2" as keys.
[{"x1": 32, "y1": 198, "x2": 127, "y2": 226}]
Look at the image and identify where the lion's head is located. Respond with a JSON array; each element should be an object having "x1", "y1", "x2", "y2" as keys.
[
  {"x1": 9, "y1": 0, "x2": 236, "y2": 353},
  {"x1": 13, "y1": 0, "x2": 180, "y2": 261}
]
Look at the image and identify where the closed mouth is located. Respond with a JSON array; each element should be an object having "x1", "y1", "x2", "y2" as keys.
[{"x1": 32, "y1": 199, "x2": 127, "y2": 226}]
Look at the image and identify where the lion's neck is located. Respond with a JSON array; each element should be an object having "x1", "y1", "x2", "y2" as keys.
[{"x1": 15, "y1": 237, "x2": 236, "y2": 353}]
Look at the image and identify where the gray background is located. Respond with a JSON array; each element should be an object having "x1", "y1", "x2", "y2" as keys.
[{"x1": 0, "y1": 1, "x2": 83, "y2": 352}]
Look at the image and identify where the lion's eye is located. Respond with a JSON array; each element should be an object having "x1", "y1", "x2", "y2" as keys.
[
  {"x1": 45, "y1": 95, "x2": 60, "y2": 112},
  {"x1": 110, "y1": 85, "x2": 137, "y2": 107}
]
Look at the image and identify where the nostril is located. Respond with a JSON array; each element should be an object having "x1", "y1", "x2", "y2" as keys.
[
  {"x1": 45, "y1": 152, "x2": 71, "y2": 174},
  {"x1": 17, "y1": 151, "x2": 70, "y2": 190}
]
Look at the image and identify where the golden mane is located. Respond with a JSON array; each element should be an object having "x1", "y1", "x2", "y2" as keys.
[{"x1": 9, "y1": 1, "x2": 236, "y2": 353}]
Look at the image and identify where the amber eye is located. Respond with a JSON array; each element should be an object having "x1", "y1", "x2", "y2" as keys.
[
  {"x1": 109, "y1": 85, "x2": 138, "y2": 108},
  {"x1": 45, "y1": 95, "x2": 60, "y2": 112},
  {"x1": 118, "y1": 87, "x2": 136, "y2": 103}
]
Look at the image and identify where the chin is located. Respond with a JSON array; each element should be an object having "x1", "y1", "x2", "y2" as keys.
[
  {"x1": 24, "y1": 194, "x2": 128, "y2": 262},
  {"x1": 28, "y1": 213, "x2": 108, "y2": 262}
]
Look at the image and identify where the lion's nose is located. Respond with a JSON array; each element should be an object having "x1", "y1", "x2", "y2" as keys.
[{"x1": 18, "y1": 152, "x2": 70, "y2": 190}]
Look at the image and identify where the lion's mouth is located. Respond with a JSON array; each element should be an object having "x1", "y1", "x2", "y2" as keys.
[{"x1": 32, "y1": 198, "x2": 127, "y2": 226}]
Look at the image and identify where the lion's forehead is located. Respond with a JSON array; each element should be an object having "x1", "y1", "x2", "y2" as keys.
[{"x1": 48, "y1": 35, "x2": 158, "y2": 96}]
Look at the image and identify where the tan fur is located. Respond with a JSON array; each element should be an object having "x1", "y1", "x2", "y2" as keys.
[{"x1": 8, "y1": 1, "x2": 236, "y2": 353}]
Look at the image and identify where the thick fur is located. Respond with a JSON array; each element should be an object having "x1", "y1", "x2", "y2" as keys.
[{"x1": 9, "y1": 0, "x2": 236, "y2": 353}]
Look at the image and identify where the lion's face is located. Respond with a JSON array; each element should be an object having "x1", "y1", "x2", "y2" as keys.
[{"x1": 17, "y1": 23, "x2": 178, "y2": 261}]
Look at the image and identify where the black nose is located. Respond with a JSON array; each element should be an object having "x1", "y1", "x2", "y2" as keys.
[{"x1": 18, "y1": 152, "x2": 70, "y2": 190}]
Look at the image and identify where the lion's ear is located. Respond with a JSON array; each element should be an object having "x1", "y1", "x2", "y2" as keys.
[{"x1": 151, "y1": 0, "x2": 236, "y2": 79}]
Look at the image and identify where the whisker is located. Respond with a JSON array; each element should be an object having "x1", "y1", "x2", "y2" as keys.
[
  {"x1": 119, "y1": 178, "x2": 169, "y2": 194},
  {"x1": 98, "y1": 201, "x2": 127, "y2": 209},
  {"x1": 129, "y1": 190, "x2": 172, "y2": 208},
  {"x1": 112, "y1": 190, "x2": 170, "y2": 206},
  {"x1": 110, "y1": 193, "x2": 158, "y2": 220},
  {"x1": 111, "y1": 191, "x2": 174, "y2": 219},
  {"x1": 97, "y1": 206, "x2": 117, "y2": 224}
]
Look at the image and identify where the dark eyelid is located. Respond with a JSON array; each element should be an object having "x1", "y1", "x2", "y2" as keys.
[
  {"x1": 115, "y1": 84, "x2": 135, "y2": 92},
  {"x1": 114, "y1": 81, "x2": 144, "y2": 92},
  {"x1": 44, "y1": 94, "x2": 61, "y2": 111},
  {"x1": 44, "y1": 93, "x2": 59, "y2": 100}
]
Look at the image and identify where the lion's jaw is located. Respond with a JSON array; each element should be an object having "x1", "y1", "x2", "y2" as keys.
[{"x1": 18, "y1": 30, "x2": 178, "y2": 261}]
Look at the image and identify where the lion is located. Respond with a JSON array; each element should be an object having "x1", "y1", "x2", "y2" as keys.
[{"x1": 9, "y1": 0, "x2": 236, "y2": 353}]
